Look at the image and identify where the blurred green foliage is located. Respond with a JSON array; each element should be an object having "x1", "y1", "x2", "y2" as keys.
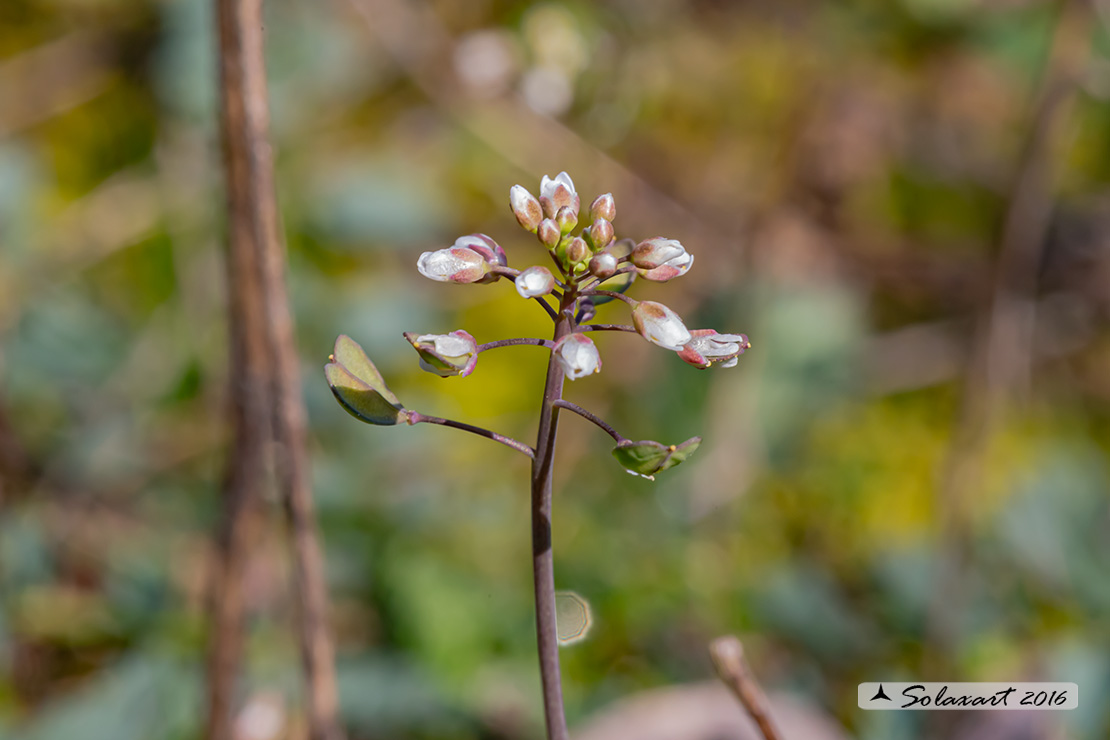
[{"x1": 2, "y1": 1, "x2": 1110, "y2": 739}]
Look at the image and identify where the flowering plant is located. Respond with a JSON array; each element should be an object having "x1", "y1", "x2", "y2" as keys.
[{"x1": 325, "y1": 173, "x2": 749, "y2": 740}]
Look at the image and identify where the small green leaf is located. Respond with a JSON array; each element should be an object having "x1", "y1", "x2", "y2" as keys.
[
  {"x1": 612, "y1": 436, "x2": 701, "y2": 480},
  {"x1": 325, "y1": 335, "x2": 409, "y2": 425},
  {"x1": 331, "y1": 334, "x2": 401, "y2": 404}
]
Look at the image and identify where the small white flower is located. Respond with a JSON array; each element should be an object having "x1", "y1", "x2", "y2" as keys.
[
  {"x1": 515, "y1": 265, "x2": 555, "y2": 298},
  {"x1": 677, "y1": 330, "x2": 750, "y2": 369},
  {"x1": 631, "y1": 301, "x2": 692, "y2": 351},
  {"x1": 552, "y1": 333, "x2": 601, "y2": 380}
]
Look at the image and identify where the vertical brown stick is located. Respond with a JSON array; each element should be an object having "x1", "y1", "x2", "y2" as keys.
[
  {"x1": 210, "y1": 1, "x2": 344, "y2": 739},
  {"x1": 205, "y1": 0, "x2": 272, "y2": 735},
  {"x1": 709, "y1": 636, "x2": 783, "y2": 740}
]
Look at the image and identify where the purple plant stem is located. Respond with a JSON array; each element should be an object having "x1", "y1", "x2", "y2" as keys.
[
  {"x1": 577, "y1": 323, "x2": 637, "y2": 334},
  {"x1": 553, "y1": 399, "x2": 625, "y2": 443},
  {"x1": 477, "y1": 337, "x2": 555, "y2": 352},
  {"x1": 531, "y1": 296, "x2": 574, "y2": 740},
  {"x1": 579, "y1": 288, "x2": 636, "y2": 306},
  {"x1": 409, "y1": 412, "x2": 534, "y2": 458}
]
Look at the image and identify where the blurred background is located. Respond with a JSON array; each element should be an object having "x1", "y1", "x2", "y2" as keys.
[{"x1": 2, "y1": 0, "x2": 1110, "y2": 738}]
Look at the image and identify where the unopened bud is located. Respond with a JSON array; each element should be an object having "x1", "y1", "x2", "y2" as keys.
[
  {"x1": 404, "y1": 330, "x2": 479, "y2": 377},
  {"x1": 515, "y1": 265, "x2": 556, "y2": 298},
  {"x1": 588, "y1": 252, "x2": 618, "y2": 279},
  {"x1": 417, "y1": 247, "x2": 490, "y2": 284},
  {"x1": 566, "y1": 236, "x2": 590, "y2": 265},
  {"x1": 552, "y1": 333, "x2": 601, "y2": 380},
  {"x1": 510, "y1": 185, "x2": 543, "y2": 231},
  {"x1": 537, "y1": 218, "x2": 561, "y2": 248},
  {"x1": 631, "y1": 237, "x2": 693, "y2": 282},
  {"x1": 589, "y1": 193, "x2": 616, "y2": 222},
  {"x1": 631, "y1": 300, "x2": 692, "y2": 351},
  {"x1": 555, "y1": 205, "x2": 578, "y2": 234},
  {"x1": 588, "y1": 218, "x2": 614, "y2": 250},
  {"x1": 539, "y1": 172, "x2": 579, "y2": 219}
]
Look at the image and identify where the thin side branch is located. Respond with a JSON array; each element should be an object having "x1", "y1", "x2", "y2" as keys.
[
  {"x1": 709, "y1": 636, "x2": 783, "y2": 740},
  {"x1": 577, "y1": 324, "x2": 637, "y2": 334},
  {"x1": 411, "y1": 413, "x2": 535, "y2": 458},
  {"x1": 552, "y1": 400, "x2": 624, "y2": 443},
  {"x1": 579, "y1": 289, "x2": 636, "y2": 306},
  {"x1": 533, "y1": 296, "x2": 560, "y2": 321},
  {"x1": 478, "y1": 337, "x2": 555, "y2": 352}
]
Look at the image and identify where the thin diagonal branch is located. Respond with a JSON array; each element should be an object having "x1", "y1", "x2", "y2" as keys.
[
  {"x1": 709, "y1": 636, "x2": 783, "y2": 740},
  {"x1": 552, "y1": 400, "x2": 624, "y2": 443},
  {"x1": 577, "y1": 324, "x2": 637, "y2": 334},
  {"x1": 478, "y1": 337, "x2": 555, "y2": 352},
  {"x1": 579, "y1": 289, "x2": 636, "y2": 306},
  {"x1": 533, "y1": 296, "x2": 559, "y2": 321},
  {"x1": 410, "y1": 412, "x2": 535, "y2": 458}
]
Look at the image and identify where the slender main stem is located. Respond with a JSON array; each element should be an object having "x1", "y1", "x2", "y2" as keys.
[{"x1": 530, "y1": 293, "x2": 574, "y2": 740}]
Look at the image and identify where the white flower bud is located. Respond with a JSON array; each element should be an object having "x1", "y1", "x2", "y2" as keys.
[
  {"x1": 631, "y1": 301, "x2": 692, "y2": 351},
  {"x1": 417, "y1": 247, "x2": 490, "y2": 283},
  {"x1": 588, "y1": 252, "x2": 618, "y2": 279},
  {"x1": 404, "y1": 330, "x2": 479, "y2": 377},
  {"x1": 515, "y1": 266, "x2": 556, "y2": 298},
  {"x1": 510, "y1": 185, "x2": 543, "y2": 231},
  {"x1": 552, "y1": 333, "x2": 601, "y2": 380}
]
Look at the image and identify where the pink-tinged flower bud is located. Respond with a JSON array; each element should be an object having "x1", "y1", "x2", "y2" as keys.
[
  {"x1": 589, "y1": 192, "x2": 616, "y2": 222},
  {"x1": 631, "y1": 237, "x2": 687, "y2": 269},
  {"x1": 537, "y1": 218, "x2": 561, "y2": 248},
  {"x1": 566, "y1": 236, "x2": 590, "y2": 265},
  {"x1": 632, "y1": 238, "x2": 693, "y2": 281},
  {"x1": 588, "y1": 251, "x2": 618, "y2": 279},
  {"x1": 515, "y1": 265, "x2": 556, "y2": 298},
  {"x1": 417, "y1": 247, "x2": 491, "y2": 284},
  {"x1": 588, "y1": 218, "x2": 614, "y2": 250},
  {"x1": 404, "y1": 330, "x2": 478, "y2": 377},
  {"x1": 555, "y1": 205, "x2": 578, "y2": 234},
  {"x1": 510, "y1": 185, "x2": 543, "y2": 231},
  {"x1": 454, "y1": 234, "x2": 507, "y2": 269},
  {"x1": 539, "y1": 171, "x2": 579, "y2": 219},
  {"x1": 552, "y1": 333, "x2": 601, "y2": 380},
  {"x1": 677, "y1": 330, "x2": 751, "y2": 369},
  {"x1": 631, "y1": 300, "x2": 692, "y2": 351}
]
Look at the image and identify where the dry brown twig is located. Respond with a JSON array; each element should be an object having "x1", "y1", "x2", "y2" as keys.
[
  {"x1": 207, "y1": 0, "x2": 343, "y2": 739},
  {"x1": 709, "y1": 636, "x2": 784, "y2": 740}
]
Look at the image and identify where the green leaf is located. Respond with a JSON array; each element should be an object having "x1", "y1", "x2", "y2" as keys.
[
  {"x1": 325, "y1": 335, "x2": 409, "y2": 425},
  {"x1": 612, "y1": 436, "x2": 701, "y2": 480},
  {"x1": 331, "y1": 334, "x2": 401, "y2": 404}
]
